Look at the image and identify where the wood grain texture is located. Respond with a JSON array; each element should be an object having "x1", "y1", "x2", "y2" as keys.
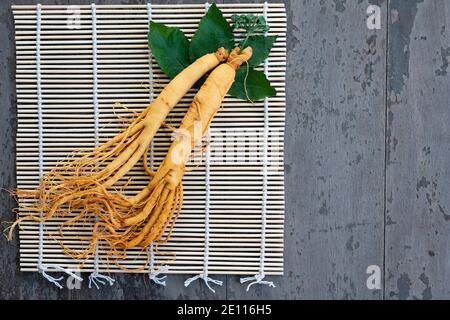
[
  {"x1": 227, "y1": 0, "x2": 386, "y2": 299},
  {"x1": 385, "y1": 0, "x2": 450, "y2": 300}
]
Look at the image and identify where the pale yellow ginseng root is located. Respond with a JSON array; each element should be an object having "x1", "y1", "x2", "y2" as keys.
[
  {"x1": 111, "y1": 47, "x2": 253, "y2": 250},
  {"x1": 9, "y1": 48, "x2": 229, "y2": 240}
]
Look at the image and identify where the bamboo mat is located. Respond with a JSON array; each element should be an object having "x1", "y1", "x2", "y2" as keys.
[{"x1": 12, "y1": 3, "x2": 286, "y2": 276}]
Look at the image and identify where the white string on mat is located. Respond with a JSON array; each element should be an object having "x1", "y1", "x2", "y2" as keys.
[
  {"x1": 240, "y1": 1, "x2": 276, "y2": 292},
  {"x1": 149, "y1": 243, "x2": 168, "y2": 286},
  {"x1": 184, "y1": 132, "x2": 223, "y2": 293},
  {"x1": 147, "y1": 2, "x2": 155, "y2": 175},
  {"x1": 146, "y1": 2, "x2": 168, "y2": 287},
  {"x1": 88, "y1": 3, "x2": 115, "y2": 289},
  {"x1": 184, "y1": 1, "x2": 222, "y2": 293},
  {"x1": 35, "y1": 3, "x2": 83, "y2": 289}
]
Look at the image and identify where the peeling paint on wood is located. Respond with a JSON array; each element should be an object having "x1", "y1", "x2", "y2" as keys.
[{"x1": 386, "y1": 0, "x2": 450, "y2": 300}]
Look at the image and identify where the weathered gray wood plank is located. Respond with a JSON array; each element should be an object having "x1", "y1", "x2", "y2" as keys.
[
  {"x1": 227, "y1": 0, "x2": 387, "y2": 299},
  {"x1": 385, "y1": 0, "x2": 450, "y2": 300}
]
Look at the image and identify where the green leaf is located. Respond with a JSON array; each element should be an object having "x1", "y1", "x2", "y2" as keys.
[
  {"x1": 228, "y1": 66, "x2": 277, "y2": 101},
  {"x1": 189, "y1": 3, "x2": 234, "y2": 62},
  {"x1": 243, "y1": 35, "x2": 277, "y2": 67},
  {"x1": 148, "y1": 21, "x2": 190, "y2": 79}
]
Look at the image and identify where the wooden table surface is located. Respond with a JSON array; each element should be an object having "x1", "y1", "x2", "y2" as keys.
[{"x1": 1, "y1": 0, "x2": 449, "y2": 300}]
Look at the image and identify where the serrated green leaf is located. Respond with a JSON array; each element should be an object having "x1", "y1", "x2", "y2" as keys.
[
  {"x1": 189, "y1": 3, "x2": 234, "y2": 62},
  {"x1": 231, "y1": 14, "x2": 270, "y2": 34},
  {"x1": 148, "y1": 21, "x2": 190, "y2": 79},
  {"x1": 228, "y1": 66, "x2": 277, "y2": 101},
  {"x1": 243, "y1": 35, "x2": 277, "y2": 67}
]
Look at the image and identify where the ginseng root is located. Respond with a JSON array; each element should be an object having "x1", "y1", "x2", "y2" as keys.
[
  {"x1": 107, "y1": 47, "x2": 253, "y2": 251},
  {"x1": 9, "y1": 48, "x2": 228, "y2": 239}
]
